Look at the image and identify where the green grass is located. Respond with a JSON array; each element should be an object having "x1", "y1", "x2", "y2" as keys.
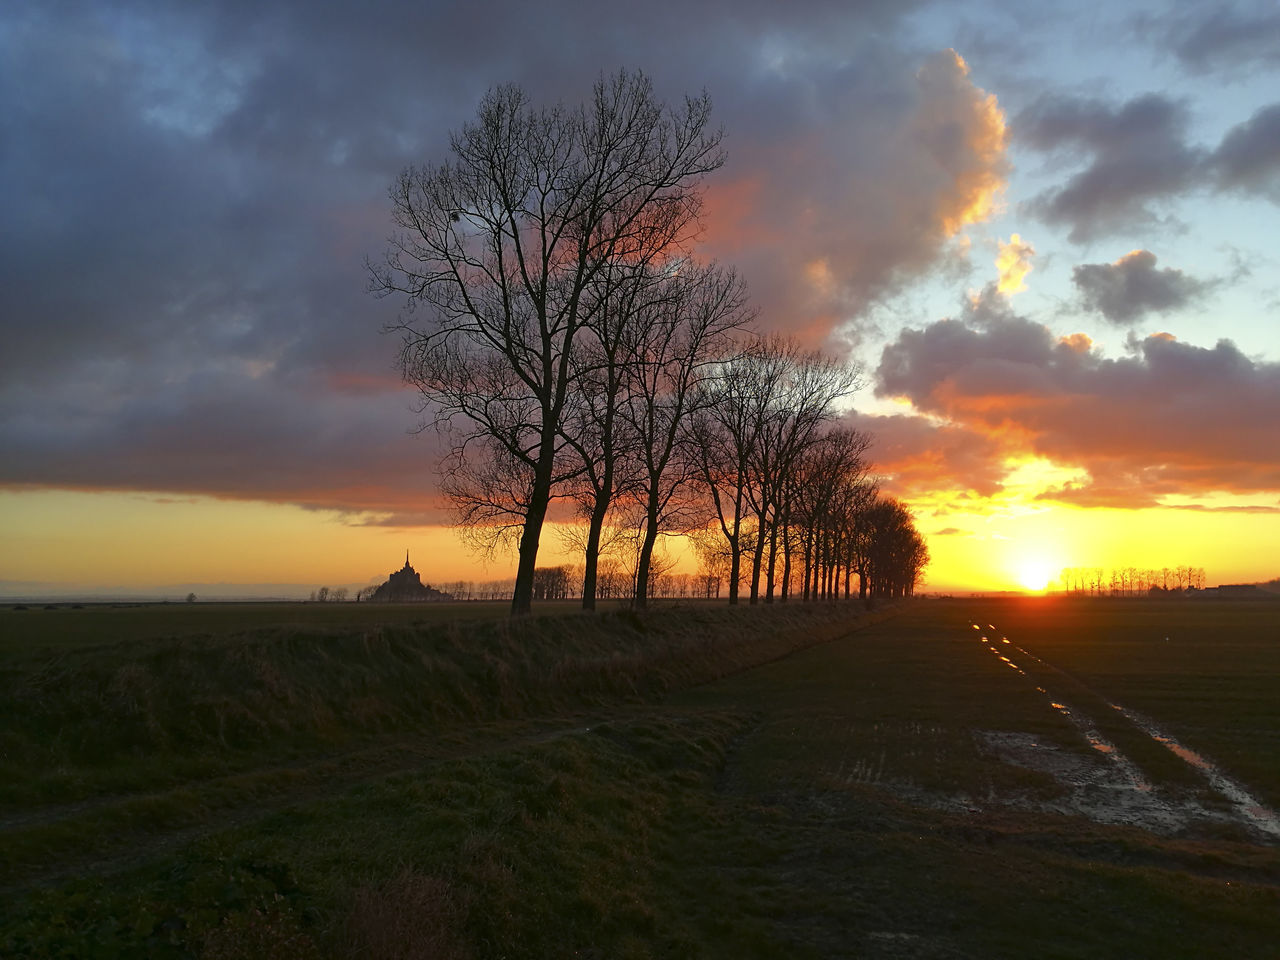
[
  {"x1": 0, "y1": 601, "x2": 885, "y2": 887},
  {"x1": 3, "y1": 597, "x2": 1279, "y2": 958}
]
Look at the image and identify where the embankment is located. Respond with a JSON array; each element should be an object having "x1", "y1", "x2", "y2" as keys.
[{"x1": 1, "y1": 601, "x2": 890, "y2": 809}]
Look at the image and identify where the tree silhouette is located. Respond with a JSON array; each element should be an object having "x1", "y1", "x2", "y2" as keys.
[
  {"x1": 373, "y1": 71, "x2": 724, "y2": 615},
  {"x1": 622, "y1": 263, "x2": 751, "y2": 608}
]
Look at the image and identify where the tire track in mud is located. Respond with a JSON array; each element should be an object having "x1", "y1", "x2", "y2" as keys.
[{"x1": 969, "y1": 619, "x2": 1280, "y2": 842}]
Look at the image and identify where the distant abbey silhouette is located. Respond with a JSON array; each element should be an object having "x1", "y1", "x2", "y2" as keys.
[{"x1": 368, "y1": 550, "x2": 452, "y2": 602}]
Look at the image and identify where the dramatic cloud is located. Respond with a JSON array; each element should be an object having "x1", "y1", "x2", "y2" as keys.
[
  {"x1": 3, "y1": 0, "x2": 1276, "y2": 536},
  {"x1": 1015, "y1": 93, "x2": 1203, "y2": 241},
  {"x1": 1016, "y1": 89, "x2": 1280, "y2": 240},
  {"x1": 0, "y1": 368, "x2": 450, "y2": 520},
  {"x1": 701, "y1": 48, "x2": 1009, "y2": 337},
  {"x1": 0, "y1": 1, "x2": 1017, "y2": 516},
  {"x1": 1072, "y1": 250, "x2": 1213, "y2": 324},
  {"x1": 875, "y1": 290, "x2": 1280, "y2": 502},
  {"x1": 841, "y1": 410, "x2": 1009, "y2": 500}
]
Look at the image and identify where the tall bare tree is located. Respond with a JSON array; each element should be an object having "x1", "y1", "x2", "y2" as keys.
[
  {"x1": 790, "y1": 427, "x2": 874, "y2": 600},
  {"x1": 558, "y1": 259, "x2": 656, "y2": 609},
  {"x1": 371, "y1": 72, "x2": 724, "y2": 614},
  {"x1": 688, "y1": 344, "x2": 768, "y2": 604},
  {"x1": 860, "y1": 497, "x2": 929, "y2": 600},
  {"x1": 745, "y1": 340, "x2": 860, "y2": 603},
  {"x1": 688, "y1": 337, "x2": 857, "y2": 604},
  {"x1": 623, "y1": 263, "x2": 752, "y2": 608}
]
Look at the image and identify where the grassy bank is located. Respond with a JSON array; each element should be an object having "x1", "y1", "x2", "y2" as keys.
[{"x1": 0, "y1": 602, "x2": 881, "y2": 812}]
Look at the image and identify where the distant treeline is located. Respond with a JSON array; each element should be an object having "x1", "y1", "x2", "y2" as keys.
[{"x1": 1058, "y1": 566, "x2": 1208, "y2": 596}]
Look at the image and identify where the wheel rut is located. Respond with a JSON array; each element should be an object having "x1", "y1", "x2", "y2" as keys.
[{"x1": 969, "y1": 619, "x2": 1280, "y2": 843}]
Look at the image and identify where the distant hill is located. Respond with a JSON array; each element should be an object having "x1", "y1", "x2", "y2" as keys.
[{"x1": 1258, "y1": 578, "x2": 1280, "y2": 595}]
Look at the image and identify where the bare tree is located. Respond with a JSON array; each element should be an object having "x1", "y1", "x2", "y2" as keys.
[
  {"x1": 372, "y1": 72, "x2": 725, "y2": 615},
  {"x1": 744, "y1": 340, "x2": 860, "y2": 603},
  {"x1": 558, "y1": 259, "x2": 657, "y2": 609},
  {"x1": 790, "y1": 428, "x2": 874, "y2": 601},
  {"x1": 860, "y1": 497, "x2": 929, "y2": 600},
  {"x1": 687, "y1": 341, "x2": 774, "y2": 604},
  {"x1": 691, "y1": 337, "x2": 858, "y2": 604},
  {"x1": 623, "y1": 263, "x2": 752, "y2": 608},
  {"x1": 532, "y1": 565, "x2": 571, "y2": 600}
]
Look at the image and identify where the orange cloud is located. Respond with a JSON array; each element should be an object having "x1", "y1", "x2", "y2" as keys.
[
  {"x1": 876, "y1": 305, "x2": 1280, "y2": 504},
  {"x1": 700, "y1": 47, "x2": 1011, "y2": 344},
  {"x1": 919, "y1": 51, "x2": 1009, "y2": 236},
  {"x1": 995, "y1": 233, "x2": 1034, "y2": 293}
]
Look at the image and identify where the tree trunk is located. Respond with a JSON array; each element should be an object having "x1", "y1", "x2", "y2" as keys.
[
  {"x1": 634, "y1": 507, "x2": 661, "y2": 610},
  {"x1": 764, "y1": 503, "x2": 779, "y2": 603},
  {"x1": 780, "y1": 520, "x2": 792, "y2": 602},
  {"x1": 580, "y1": 464, "x2": 613, "y2": 610},
  {"x1": 727, "y1": 540, "x2": 741, "y2": 605},
  {"x1": 749, "y1": 508, "x2": 767, "y2": 604},
  {"x1": 511, "y1": 434, "x2": 556, "y2": 616},
  {"x1": 725, "y1": 491, "x2": 744, "y2": 605}
]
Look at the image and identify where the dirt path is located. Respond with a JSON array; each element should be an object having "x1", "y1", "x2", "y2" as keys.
[{"x1": 969, "y1": 617, "x2": 1280, "y2": 842}]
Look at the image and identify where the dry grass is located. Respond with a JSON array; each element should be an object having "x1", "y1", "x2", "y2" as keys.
[{"x1": 342, "y1": 868, "x2": 471, "y2": 960}]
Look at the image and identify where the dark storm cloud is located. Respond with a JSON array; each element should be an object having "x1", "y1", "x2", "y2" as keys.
[
  {"x1": 1146, "y1": 2, "x2": 1280, "y2": 75},
  {"x1": 1015, "y1": 94, "x2": 1203, "y2": 242},
  {"x1": 1015, "y1": 90, "x2": 1280, "y2": 241},
  {"x1": 1207, "y1": 103, "x2": 1280, "y2": 199},
  {"x1": 3, "y1": 0, "x2": 1027, "y2": 515},
  {"x1": 875, "y1": 289, "x2": 1280, "y2": 501},
  {"x1": 1072, "y1": 250, "x2": 1214, "y2": 324}
]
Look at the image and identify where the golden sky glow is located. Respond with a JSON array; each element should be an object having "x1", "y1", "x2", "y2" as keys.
[
  {"x1": 2, "y1": 486, "x2": 1275, "y2": 597},
  {"x1": 915, "y1": 490, "x2": 1279, "y2": 593},
  {"x1": 0, "y1": 491, "x2": 471, "y2": 594}
]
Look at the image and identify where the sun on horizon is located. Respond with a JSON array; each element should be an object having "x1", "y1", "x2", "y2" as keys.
[{"x1": 1014, "y1": 557, "x2": 1057, "y2": 593}]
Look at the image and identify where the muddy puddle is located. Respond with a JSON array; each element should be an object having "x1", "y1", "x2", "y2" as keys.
[
  {"x1": 965, "y1": 620, "x2": 1280, "y2": 843},
  {"x1": 1109, "y1": 703, "x2": 1280, "y2": 840}
]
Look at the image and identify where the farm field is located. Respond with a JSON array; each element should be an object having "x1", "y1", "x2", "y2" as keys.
[
  {"x1": 2, "y1": 597, "x2": 1278, "y2": 958},
  {"x1": 968, "y1": 597, "x2": 1280, "y2": 812},
  {"x1": 0, "y1": 601, "x2": 516, "y2": 660}
]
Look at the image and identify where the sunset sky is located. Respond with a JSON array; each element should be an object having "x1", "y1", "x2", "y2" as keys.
[{"x1": 3, "y1": 0, "x2": 1278, "y2": 598}]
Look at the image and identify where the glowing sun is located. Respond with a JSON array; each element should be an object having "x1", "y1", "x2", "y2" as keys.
[{"x1": 1016, "y1": 559, "x2": 1055, "y2": 593}]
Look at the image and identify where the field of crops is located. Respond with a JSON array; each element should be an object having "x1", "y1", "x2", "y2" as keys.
[{"x1": 2, "y1": 597, "x2": 1277, "y2": 958}]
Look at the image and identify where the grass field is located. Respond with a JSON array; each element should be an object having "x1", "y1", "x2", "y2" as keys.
[
  {"x1": 2, "y1": 597, "x2": 1277, "y2": 958},
  {"x1": 0, "y1": 601, "x2": 528, "y2": 660}
]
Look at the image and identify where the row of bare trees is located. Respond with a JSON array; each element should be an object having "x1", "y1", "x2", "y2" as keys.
[
  {"x1": 372, "y1": 71, "x2": 927, "y2": 614},
  {"x1": 1058, "y1": 566, "x2": 1208, "y2": 596},
  {"x1": 308, "y1": 586, "x2": 349, "y2": 602},
  {"x1": 447, "y1": 569, "x2": 721, "y2": 603}
]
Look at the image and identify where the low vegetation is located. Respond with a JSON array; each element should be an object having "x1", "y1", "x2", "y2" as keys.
[
  {"x1": 0, "y1": 602, "x2": 876, "y2": 811},
  {"x1": 3, "y1": 598, "x2": 1279, "y2": 958}
]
